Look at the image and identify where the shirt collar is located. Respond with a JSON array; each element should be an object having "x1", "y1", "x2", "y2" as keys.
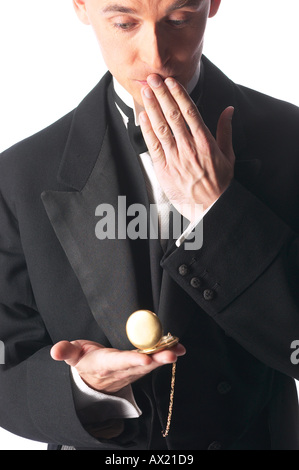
[{"x1": 113, "y1": 62, "x2": 201, "y2": 126}]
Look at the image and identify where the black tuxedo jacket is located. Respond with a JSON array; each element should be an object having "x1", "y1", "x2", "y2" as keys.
[{"x1": 1, "y1": 56, "x2": 299, "y2": 450}]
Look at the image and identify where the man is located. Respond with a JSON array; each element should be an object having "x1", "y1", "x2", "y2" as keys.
[{"x1": 0, "y1": 0, "x2": 299, "y2": 450}]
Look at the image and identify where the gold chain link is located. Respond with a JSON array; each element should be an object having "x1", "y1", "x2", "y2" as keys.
[{"x1": 162, "y1": 362, "x2": 177, "y2": 438}]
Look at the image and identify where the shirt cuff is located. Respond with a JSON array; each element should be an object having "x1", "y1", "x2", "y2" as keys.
[
  {"x1": 175, "y1": 200, "x2": 218, "y2": 248},
  {"x1": 70, "y1": 367, "x2": 142, "y2": 420}
]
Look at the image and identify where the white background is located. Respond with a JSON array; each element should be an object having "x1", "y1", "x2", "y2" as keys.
[{"x1": 0, "y1": 0, "x2": 298, "y2": 450}]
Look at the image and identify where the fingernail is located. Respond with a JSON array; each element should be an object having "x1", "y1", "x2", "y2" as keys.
[
  {"x1": 148, "y1": 75, "x2": 162, "y2": 88},
  {"x1": 165, "y1": 78, "x2": 176, "y2": 89},
  {"x1": 143, "y1": 87, "x2": 153, "y2": 99}
]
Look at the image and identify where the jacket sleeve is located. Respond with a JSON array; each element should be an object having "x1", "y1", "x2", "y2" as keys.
[
  {"x1": 161, "y1": 179, "x2": 299, "y2": 379},
  {"x1": 0, "y1": 187, "x2": 137, "y2": 449}
]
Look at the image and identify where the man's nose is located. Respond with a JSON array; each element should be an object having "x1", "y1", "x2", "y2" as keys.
[{"x1": 140, "y1": 25, "x2": 170, "y2": 71}]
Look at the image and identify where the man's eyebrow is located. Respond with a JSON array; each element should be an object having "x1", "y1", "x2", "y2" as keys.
[
  {"x1": 101, "y1": 0, "x2": 201, "y2": 14},
  {"x1": 101, "y1": 4, "x2": 136, "y2": 14},
  {"x1": 167, "y1": 0, "x2": 202, "y2": 12}
]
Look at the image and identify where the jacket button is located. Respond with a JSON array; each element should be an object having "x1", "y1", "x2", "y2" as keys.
[
  {"x1": 217, "y1": 382, "x2": 232, "y2": 395},
  {"x1": 207, "y1": 441, "x2": 222, "y2": 450},
  {"x1": 203, "y1": 289, "x2": 215, "y2": 301},
  {"x1": 178, "y1": 264, "x2": 188, "y2": 276},
  {"x1": 190, "y1": 277, "x2": 201, "y2": 288}
]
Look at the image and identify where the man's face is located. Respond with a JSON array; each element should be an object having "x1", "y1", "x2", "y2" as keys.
[{"x1": 74, "y1": 0, "x2": 221, "y2": 106}]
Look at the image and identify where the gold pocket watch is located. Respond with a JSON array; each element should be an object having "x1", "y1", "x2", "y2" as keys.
[{"x1": 126, "y1": 309, "x2": 179, "y2": 437}]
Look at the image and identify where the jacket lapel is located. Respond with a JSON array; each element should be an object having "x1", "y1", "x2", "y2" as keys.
[
  {"x1": 42, "y1": 73, "x2": 147, "y2": 350},
  {"x1": 57, "y1": 74, "x2": 111, "y2": 192},
  {"x1": 42, "y1": 127, "x2": 141, "y2": 350}
]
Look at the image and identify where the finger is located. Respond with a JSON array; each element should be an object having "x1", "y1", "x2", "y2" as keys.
[
  {"x1": 164, "y1": 77, "x2": 209, "y2": 140},
  {"x1": 141, "y1": 85, "x2": 177, "y2": 154},
  {"x1": 216, "y1": 106, "x2": 235, "y2": 164},
  {"x1": 172, "y1": 343, "x2": 186, "y2": 356},
  {"x1": 93, "y1": 344, "x2": 184, "y2": 374},
  {"x1": 92, "y1": 348, "x2": 153, "y2": 372},
  {"x1": 139, "y1": 110, "x2": 166, "y2": 166},
  {"x1": 51, "y1": 340, "x2": 152, "y2": 371},
  {"x1": 50, "y1": 340, "x2": 83, "y2": 367},
  {"x1": 150, "y1": 343, "x2": 186, "y2": 364},
  {"x1": 146, "y1": 74, "x2": 190, "y2": 138}
]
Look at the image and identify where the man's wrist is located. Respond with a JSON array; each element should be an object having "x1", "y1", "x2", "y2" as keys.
[
  {"x1": 175, "y1": 197, "x2": 219, "y2": 248},
  {"x1": 70, "y1": 367, "x2": 142, "y2": 418}
]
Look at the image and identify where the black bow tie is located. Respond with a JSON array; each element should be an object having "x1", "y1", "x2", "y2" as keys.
[{"x1": 113, "y1": 91, "x2": 148, "y2": 155}]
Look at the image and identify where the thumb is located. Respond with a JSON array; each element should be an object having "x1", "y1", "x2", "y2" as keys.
[
  {"x1": 216, "y1": 106, "x2": 235, "y2": 164},
  {"x1": 50, "y1": 340, "x2": 83, "y2": 367}
]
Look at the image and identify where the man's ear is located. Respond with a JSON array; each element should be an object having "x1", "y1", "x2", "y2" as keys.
[
  {"x1": 208, "y1": 0, "x2": 221, "y2": 18},
  {"x1": 73, "y1": 0, "x2": 90, "y2": 25}
]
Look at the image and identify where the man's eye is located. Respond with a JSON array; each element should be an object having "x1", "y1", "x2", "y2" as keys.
[
  {"x1": 168, "y1": 19, "x2": 189, "y2": 27},
  {"x1": 114, "y1": 22, "x2": 136, "y2": 30}
]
